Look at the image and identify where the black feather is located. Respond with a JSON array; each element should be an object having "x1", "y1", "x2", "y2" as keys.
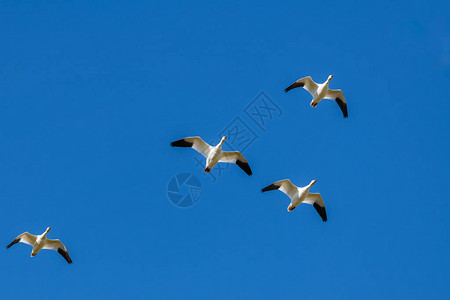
[
  {"x1": 171, "y1": 139, "x2": 193, "y2": 148},
  {"x1": 335, "y1": 97, "x2": 348, "y2": 118},
  {"x1": 313, "y1": 202, "x2": 327, "y2": 222},
  {"x1": 6, "y1": 238, "x2": 20, "y2": 249},
  {"x1": 236, "y1": 160, "x2": 252, "y2": 176},
  {"x1": 284, "y1": 81, "x2": 304, "y2": 93},
  {"x1": 261, "y1": 183, "x2": 280, "y2": 193},
  {"x1": 58, "y1": 248, "x2": 73, "y2": 264}
]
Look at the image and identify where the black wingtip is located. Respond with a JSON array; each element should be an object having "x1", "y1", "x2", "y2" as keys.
[
  {"x1": 6, "y1": 238, "x2": 20, "y2": 249},
  {"x1": 171, "y1": 139, "x2": 193, "y2": 148},
  {"x1": 285, "y1": 81, "x2": 304, "y2": 93},
  {"x1": 261, "y1": 183, "x2": 280, "y2": 193},
  {"x1": 313, "y1": 202, "x2": 327, "y2": 222},
  {"x1": 336, "y1": 98, "x2": 348, "y2": 118},
  {"x1": 284, "y1": 86, "x2": 294, "y2": 93},
  {"x1": 236, "y1": 160, "x2": 252, "y2": 176},
  {"x1": 58, "y1": 248, "x2": 73, "y2": 264}
]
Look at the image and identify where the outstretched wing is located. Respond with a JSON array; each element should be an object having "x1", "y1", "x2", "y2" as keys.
[
  {"x1": 171, "y1": 136, "x2": 213, "y2": 157},
  {"x1": 261, "y1": 179, "x2": 298, "y2": 201},
  {"x1": 324, "y1": 89, "x2": 348, "y2": 118},
  {"x1": 303, "y1": 193, "x2": 327, "y2": 222},
  {"x1": 285, "y1": 76, "x2": 319, "y2": 96},
  {"x1": 6, "y1": 232, "x2": 37, "y2": 249},
  {"x1": 219, "y1": 151, "x2": 252, "y2": 176},
  {"x1": 43, "y1": 239, "x2": 72, "y2": 264}
]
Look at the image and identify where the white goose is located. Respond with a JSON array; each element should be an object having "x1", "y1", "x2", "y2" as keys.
[
  {"x1": 6, "y1": 227, "x2": 72, "y2": 264},
  {"x1": 171, "y1": 136, "x2": 252, "y2": 175},
  {"x1": 285, "y1": 75, "x2": 348, "y2": 118},
  {"x1": 262, "y1": 179, "x2": 327, "y2": 222}
]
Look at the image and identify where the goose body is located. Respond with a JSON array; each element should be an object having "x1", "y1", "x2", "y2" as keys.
[
  {"x1": 6, "y1": 227, "x2": 72, "y2": 264},
  {"x1": 171, "y1": 136, "x2": 252, "y2": 175},
  {"x1": 285, "y1": 75, "x2": 348, "y2": 118},
  {"x1": 262, "y1": 179, "x2": 327, "y2": 222}
]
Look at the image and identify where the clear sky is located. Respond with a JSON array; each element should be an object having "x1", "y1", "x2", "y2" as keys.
[{"x1": 0, "y1": 1, "x2": 449, "y2": 299}]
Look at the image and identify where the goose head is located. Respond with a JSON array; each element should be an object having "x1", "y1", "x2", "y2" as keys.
[
  {"x1": 43, "y1": 227, "x2": 51, "y2": 236},
  {"x1": 327, "y1": 75, "x2": 333, "y2": 82},
  {"x1": 218, "y1": 136, "x2": 227, "y2": 147},
  {"x1": 287, "y1": 204, "x2": 296, "y2": 212},
  {"x1": 310, "y1": 179, "x2": 317, "y2": 186}
]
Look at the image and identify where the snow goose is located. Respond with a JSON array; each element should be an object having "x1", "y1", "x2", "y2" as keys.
[
  {"x1": 171, "y1": 136, "x2": 252, "y2": 175},
  {"x1": 285, "y1": 75, "x2": 348, "y2": 118},
  {"x1": 6, "y1": 227, "x2": 72, "y2": 264},
  {"x1": 261, "y1": 179, "x2": 327, "y2": 221}
]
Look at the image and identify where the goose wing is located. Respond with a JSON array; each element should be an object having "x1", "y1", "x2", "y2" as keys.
[
  {"x1": 219, "y1": 151, "x2": 252, "y2": 175},
  {"x1": 303, "y1": 193, "x2": 327, "y2": 222},
  {"x1": 171, "y1": 136, "x2": 212, "y2": 158},
  {"x1": 261, "y1": 179, "x2": 298, "y2": 200},
  {"x1": 6, "y1": 232, "x2": 37, "y2": 249},
  {"x1": 324, "y1": 89, "x2": 348, "y2": 118},
  {"x1": 284, "y1": 76, "x2": 318, "y2": 96},
  {"x1": 43, "y1": 239, "x2": 72, "y2": 264}
]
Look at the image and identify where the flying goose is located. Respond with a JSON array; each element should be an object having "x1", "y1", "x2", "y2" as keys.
[
  {"x1": 285, "y1": 75, "x2": 348, "y2": 118},
  {"x1": 6, "y1": 227, "x2": 72, "y2": 264},
  {"x1": 262, "y1": 179, "x2": 327, "y2": 221},
  {"x1": 171, "y1": 136, "x2": 252, "y2": 175}
]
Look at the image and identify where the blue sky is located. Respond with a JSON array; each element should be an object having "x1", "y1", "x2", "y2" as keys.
[{"x1": 0, "y1": 1, "x2": 449, "y2": 299}]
